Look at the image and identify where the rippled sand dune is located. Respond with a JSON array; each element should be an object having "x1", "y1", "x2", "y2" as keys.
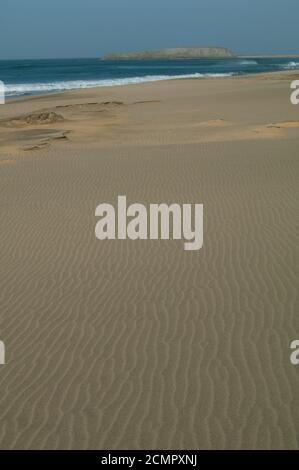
[{"x1": 0, "y1": 72, "x2": 299, "y2": 449}]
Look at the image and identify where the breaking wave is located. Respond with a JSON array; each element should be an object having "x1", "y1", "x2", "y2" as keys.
[
  {"x1": 4, "y1": 73, "x2": 234, "y2": 97},
  {"x1": 281, "y1": 61, "x2": 299, "y2": 70}
]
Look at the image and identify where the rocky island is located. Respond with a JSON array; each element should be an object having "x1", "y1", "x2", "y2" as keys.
[{"x1": 103, "y1": 47, "x2": 236, "y2": 60}]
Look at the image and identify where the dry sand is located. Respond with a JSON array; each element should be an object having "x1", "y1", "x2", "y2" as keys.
[{"x1": 0, "y1": 72, "x2": 299, "y2": 449}]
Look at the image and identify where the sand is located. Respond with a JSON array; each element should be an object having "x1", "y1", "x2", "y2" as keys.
[{"x1": 0, "y1": 72, "x2": 299, "y2": 449}]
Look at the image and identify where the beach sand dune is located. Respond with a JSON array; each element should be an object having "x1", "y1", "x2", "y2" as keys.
[{"x1": 0, "y1": 73, "x2": 299, "y2": 449}]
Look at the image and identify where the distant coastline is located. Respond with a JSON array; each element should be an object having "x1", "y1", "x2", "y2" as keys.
[
  {"x1": 103, "y1": 48, "x2": 299, "y2": 61},
  {"x1": 103, "y1": 47, "x2": 235, "y2": 60}
]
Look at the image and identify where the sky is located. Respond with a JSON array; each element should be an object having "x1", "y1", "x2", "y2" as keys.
[{"x1": 0, "y1": 0, "x2": 298, "y2": 59}]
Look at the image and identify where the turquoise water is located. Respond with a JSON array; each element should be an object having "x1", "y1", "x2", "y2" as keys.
[{"x1": 0, "y1": 57, "x2": 298, "y2": 98}]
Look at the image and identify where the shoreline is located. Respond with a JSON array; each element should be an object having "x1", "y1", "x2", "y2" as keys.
[
  {"x1": 1, "y1": 68, "x2": 299, "y2": 153},
  {"x1": 4, "y1": 69, "x2": 299, "y2": 105}
]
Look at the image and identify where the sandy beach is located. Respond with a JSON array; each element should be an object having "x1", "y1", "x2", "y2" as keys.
[{"x1": 0, "y1": 71, "x2": 299, "y2": 449}]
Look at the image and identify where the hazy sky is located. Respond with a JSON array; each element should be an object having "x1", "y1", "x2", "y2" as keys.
[{"x1": 0, "y1": 0, "x2": 298, "y2": 59}]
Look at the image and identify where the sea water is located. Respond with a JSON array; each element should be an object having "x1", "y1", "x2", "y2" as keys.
[{"x1": 0, "y1": 57, "x2": 298, "y2": 98}]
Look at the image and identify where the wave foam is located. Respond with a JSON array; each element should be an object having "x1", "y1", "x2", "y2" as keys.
[
  {"x1": 5, "y1": 73, "x2": 234, "y2": 97},
  {"x1": 281, "y1": 61, "x2": 299, "y2": 70},
  {"x1": 238, "y1": 60, "x2": 258, "y2": 65}
]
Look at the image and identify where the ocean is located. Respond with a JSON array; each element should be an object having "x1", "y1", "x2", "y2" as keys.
[{"x1": 0, "y1": 57, "x2": 299, "y2": 99}]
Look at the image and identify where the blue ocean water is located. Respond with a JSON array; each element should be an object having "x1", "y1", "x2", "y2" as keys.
[{"x1": 0, "y1": 57, "x2": 298, "y2": 98}]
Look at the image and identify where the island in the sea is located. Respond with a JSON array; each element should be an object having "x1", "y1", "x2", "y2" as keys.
[{"x1": 103, "y1": 47, "x2": 236, "y2": 60}]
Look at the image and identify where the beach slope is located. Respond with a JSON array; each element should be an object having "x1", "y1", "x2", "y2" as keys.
[{"x1": 0, "y1": 72, "x2": 299, "y2": 449}]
